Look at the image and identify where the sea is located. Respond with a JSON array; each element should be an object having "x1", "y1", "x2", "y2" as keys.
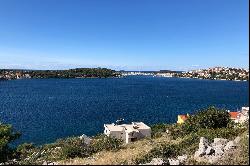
[{"x1": 0, "y1": 76, "x2": 249, "y2": 145}]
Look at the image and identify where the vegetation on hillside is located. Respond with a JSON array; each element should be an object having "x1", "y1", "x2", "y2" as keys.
[
  {"x1": 0, "y1": 106, "x2": 249, "y2": 165},
  {"x1": 0, "y1": 67, "x2": 120, "y2": 80},
  {"x1": 0, "y1": 123, "x2": 20, "y2": 162}
]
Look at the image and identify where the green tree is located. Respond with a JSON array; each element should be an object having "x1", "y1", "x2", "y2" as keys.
[{"x1": 0, "y1": 123, "x2": 21, "y2": 162}]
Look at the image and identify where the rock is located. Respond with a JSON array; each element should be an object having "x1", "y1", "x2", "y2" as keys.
[
  {"x1": 234, "y1": 136, "x2": 241, "y2": 144},
  {"x1": 213, "y1": 138, "x2": 228, "y2": 146},
  {"x1": 194, "y1": 145, "x2": 207, "y2": 158},
  {"x1": 224, "y1": 141, "x2": 237, "y2": 151},
  {"x1": 194, "y1": 137, "x2": 210, "y2": 158},
  {"x1": 41, "y1": 150, "x2": 46, "y2": 155},
  {"x1": 199, "y1": 137, "x2": 209, "y2": 147},
  {"x1": 205, "y1": 146, "x2": 215, "y2": 155},
  {"x1": 168, "y1": 158, "x2": 180, "y2": 165},
  {"x1": 207, "y1": 155, "x2": 221, "y2": 164},
  {"x1": 79, "y1": 134, "x2": 92, "y2": 145},
  {"x1": 177, "y1": 155, "x2": 188, "y2": 163},
  {"x1": 143, "y1": 158, "x2": 164, "y2": 165},
  {"x1": 214, "y1": 147, "x2": 224, "y2": 156}
]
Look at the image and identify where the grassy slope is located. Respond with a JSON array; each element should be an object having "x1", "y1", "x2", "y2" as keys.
[
  {"x1": 58, "y1": 133, "x2": 173, "y2": 165},
  {"x1": 58, "y1": 130, "x2": 249, "y2": 165}
]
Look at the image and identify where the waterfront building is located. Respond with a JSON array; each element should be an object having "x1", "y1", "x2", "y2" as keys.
[
  {"x1": 177, "y1": 114, "x2": 189, "y2": 124},
  {"x1": 104, "y1": 122, "x2": 151, "y2": 144},
  {"x1": 228, "y1": 106, "x2": 249, "y2": 123}
]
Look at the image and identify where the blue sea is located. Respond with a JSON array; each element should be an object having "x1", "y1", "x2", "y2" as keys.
[{"x1": 0, "y1": 76, "x2": 249, "y2": 145}]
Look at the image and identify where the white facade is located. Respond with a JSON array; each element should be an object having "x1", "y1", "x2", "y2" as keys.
[
  {"x1": 239, "y1": 107, "x2": 249, "y2": 123},
  {"x1": 104, "y1": 122, "x2": 151, "y2": 143}
]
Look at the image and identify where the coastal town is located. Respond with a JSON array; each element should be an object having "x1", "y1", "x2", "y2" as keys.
[
  {"x1": 173, "y1": 67, "x2": 249, "y2": 81},
  {"x1": 121, "y1": 67, "x2": 249, "y2": 81}
]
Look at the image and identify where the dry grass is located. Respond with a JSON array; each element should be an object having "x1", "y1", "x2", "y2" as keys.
[
  {"x1": 58, "y1": 129, "x2": 249, "y2": 165},
  {"x1": 58, "y1": 133, "x2": 172, "y2": 165}
]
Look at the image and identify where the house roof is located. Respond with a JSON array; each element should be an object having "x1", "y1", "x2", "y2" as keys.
[
  {"x1": 229, "y1": 112, "x2": 239, "y2": 119},
  {"x1": 104, "y1": 122, "x2": 150, "y2": 132},
  {"x1": 179, "y1": 115, "x2": 188, "y2": 121},
  {"x1": 104, "y1": 124, "x2": 124, "y2": 131}
]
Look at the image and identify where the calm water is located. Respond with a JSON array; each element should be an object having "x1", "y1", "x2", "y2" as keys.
[{"x1": 0, "y1": 76, "x2": 249, "y2": 145}]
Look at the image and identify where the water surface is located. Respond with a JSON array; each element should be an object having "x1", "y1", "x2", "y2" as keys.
[{"x1": 0, "y1": 76, "x2": 248, "y2": 145}]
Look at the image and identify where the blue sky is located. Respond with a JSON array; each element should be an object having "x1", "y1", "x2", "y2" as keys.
[{"x1": 0, "y1": 0, "x2": 248, "y2": 71}]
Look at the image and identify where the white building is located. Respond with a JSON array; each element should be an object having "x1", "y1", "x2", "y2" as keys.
[
  {"x1": 104, "y1": 122, "x2": 151, "y2": 143},
  {"x1": 239, "y1": 106, "x2": 249, "y2": 123}
]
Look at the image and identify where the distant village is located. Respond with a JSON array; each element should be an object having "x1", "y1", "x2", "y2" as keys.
[
  {"x1": 121, "y1": 67, "x2": 249, "y2": 81},
  {"x1": 173, "y1": 67, "x2": 249, "y2": 81}
]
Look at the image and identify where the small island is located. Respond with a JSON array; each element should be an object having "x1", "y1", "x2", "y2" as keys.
[{"x1": 0, "y1": 68, "x2": 121, "y2": 80}]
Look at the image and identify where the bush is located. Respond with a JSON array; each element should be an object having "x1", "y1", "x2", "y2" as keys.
[
  {"x1": 170, "y1": 107, "x2": 231, "y2": 138},
  {"x1": 186, "y1": 106, "x2": 230, "y2": 129},
  {"x1": 134, "y1": 143, "x2": 181, "y2": 164},
  {"x1": 91, "y1": 134, "x2": 123, "y2": 152},
  {"x1": 196, "y1": 127, "x2": 247, "y2": 140},
  {"x1": 0, "y1": 123, "x2": 21, "y2": 162},
  {"x1": 16, "y1": 143, "x2": 35, "y2": 159},
  {"x1": 151, "y1": 123, "x2": 167, "y2": 136},
  {"x1": 56, "y1": 137, "x2": 92, "y2": 159}
]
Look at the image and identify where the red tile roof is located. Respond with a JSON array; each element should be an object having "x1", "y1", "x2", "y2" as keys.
[
  {"x1": 229, "y1": 112, "x2": 239, "y2": 119},
  {"x1": 179, "y1": 115, "x2": 188, "y2": 121}
]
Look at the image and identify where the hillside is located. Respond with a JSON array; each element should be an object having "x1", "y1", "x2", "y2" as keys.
[{"x1": 0, "y1": 107, "x2": 249, "y2": 165}]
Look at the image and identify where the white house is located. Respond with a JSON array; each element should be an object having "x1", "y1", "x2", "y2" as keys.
[
  {"x1": 229, "y1": 106, "x2": 249, "y2": 124},
  {"x1": 104, "y1": 122, "x2": 151, "y2": 143},
  {"x1": 238, "y1": 106, "x2": 249, "y2": 123}
]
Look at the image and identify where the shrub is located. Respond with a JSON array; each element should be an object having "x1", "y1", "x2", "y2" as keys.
[
  {"x1": 196, "y1": 127, "x2": 247, "y2": 140},
  {"x1": 134, "y1": 143, "x2": 181, "y2": 164},
  {"x1": 0, "y1": 123, "x2": 21, "y2": 162},
  {"x1": 151, "y1": 123, "x2": 167, "y2": 136},
  {"x1": 186, "y1": 106, "x2": 230, "y2": 129},
  {"x1": 16, "y1": 143, "x2": 35, "y2": 159},
  {"x1": 170, "y1": 107, "x2": 231, "y2": 138},
  {"x1": 56, "y1": 137, "x2": 92, "y2": 159},
  {"x1": 90, "y1": 134, "x2": 123, "y2": 152}
]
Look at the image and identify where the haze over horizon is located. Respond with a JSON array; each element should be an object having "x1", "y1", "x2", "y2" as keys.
[{"x1": 0, "y1": 0, "x2": 249, "y2": 71}]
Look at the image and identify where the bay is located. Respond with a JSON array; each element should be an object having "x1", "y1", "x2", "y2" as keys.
[{"x1": 0, "y1": 76, "x2": 249, "y2": 145}]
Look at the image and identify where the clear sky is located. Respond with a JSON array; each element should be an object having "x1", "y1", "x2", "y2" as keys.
[{"x1": 0, "y1": 0, "x2": 249, "y2": 71}]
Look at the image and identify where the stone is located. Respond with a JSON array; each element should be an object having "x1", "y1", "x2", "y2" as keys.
[
  {"x1": 79, "y1": 134, "x2": 92, "y2": 145},
  {"x1": 150, "y1": 158, "x2": 164, "y2": 165},
  {"x1": 224, "y1": 141, "x2": 237, "y2": 151},
  {"x1": 199, "y1": 137, "x2": 209, "y2": 147},
  {"x1": 143, "y1": 158, "x2": 165, "y2": 165},
  {"x1": 195, "y1": 144, "x2": 207, "y2": 158},
  {"x1": 234, "y1": 136, "x2": 241, "y2": 144},
  {"x1": 207, "y1": 155, "x2": 221, "y2": 164},
  {"x1": 214, "y1": 147, "x2": 224, "y2": 156},
  {"x1": 168, "y1": 158, "x2": 180, "y2": 165},
  {"x1": 205, "y1": 146, "x2": 215, "y2": 155},
  {"x1": 41, "y1": 150, "x2": 46, "y2": 155},
  {"x1": 194, "y1": 149, "x2": 204, "y2": 158},
  {"x1": 177, "y1": 155, "x2": 188, "y2": 163},
  {"x1": 213, "y1": 138, "x2": 228, "y2": 146}
]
